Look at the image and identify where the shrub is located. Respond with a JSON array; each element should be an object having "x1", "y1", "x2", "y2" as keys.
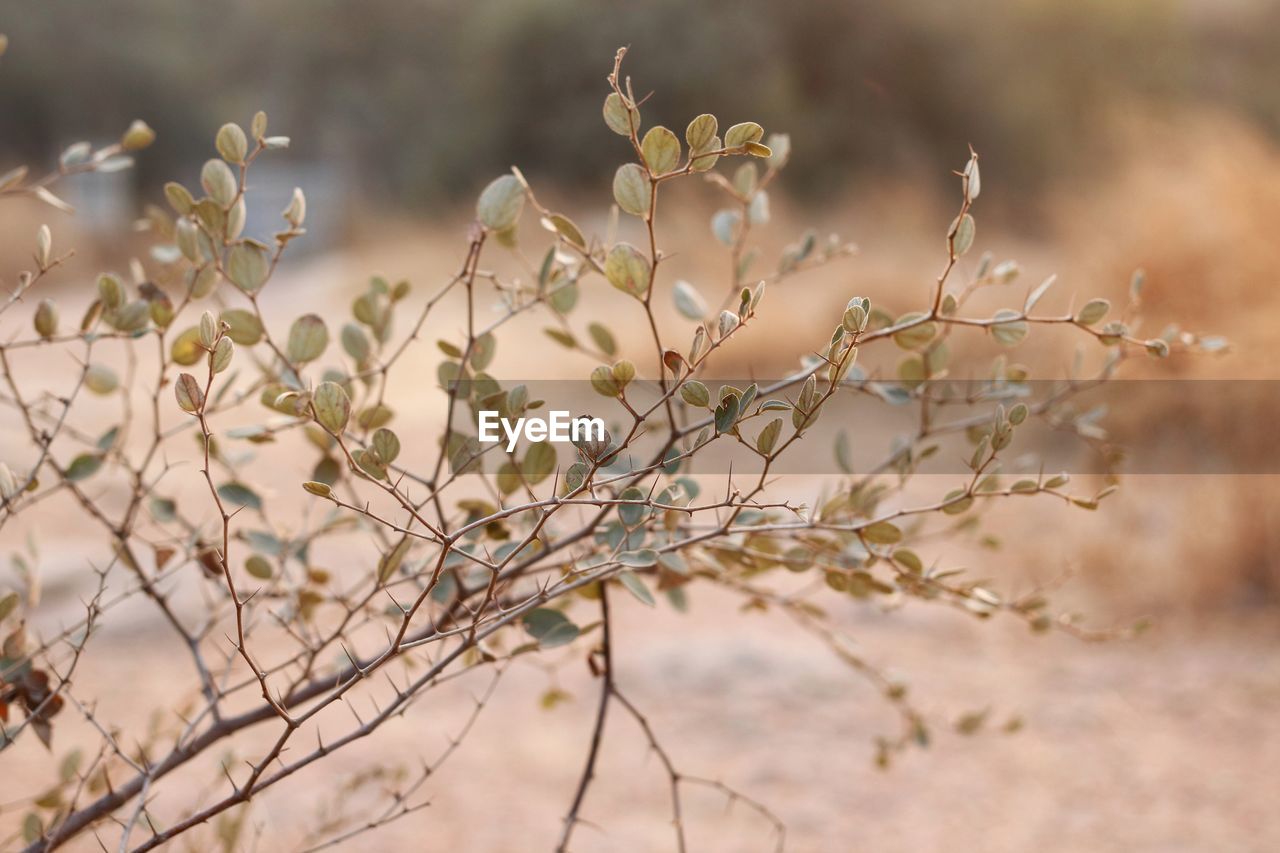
[{"x1": 0, "y1": 47, "x2": 1218, "y2": 851}]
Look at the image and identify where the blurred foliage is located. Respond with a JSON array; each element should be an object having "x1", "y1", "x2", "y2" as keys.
[{"x1": 2, "y1": 0, "x2": 1279, "y2": 207}]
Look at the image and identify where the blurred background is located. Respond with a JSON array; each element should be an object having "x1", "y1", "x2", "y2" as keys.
[
  {"x1": 4, "y1": 0, "x2": 1280, "y2": 217},
  {"x1": 2, "y1": 0, "x2": 1279, "y2": 850}
]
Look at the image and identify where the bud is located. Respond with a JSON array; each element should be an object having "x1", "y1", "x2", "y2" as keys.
[
  {"x1": 97, "y1": 273, "x2": 125, "y2": 311},
  {"x1": 121, "y1": 119, "x2": 156, "y2": 151},
  {"x1": 149, "y1": 294, "x2": 175, "y2": 329},
  {"x1": 302, "y1": 481, "x2": 333, "y2": 498},
  {"x1": 0, "y1": 462, "x2": 17, "y2": 501},
  {"x1": 842, "y1": 303, "x2": 866, "y2": 334},
  {"x1": 35, "y1": 225, "x2": 51, "y2": 268},
  {"x1": 199, "y1": 310, "x2": 218, "y2": 348},
  {"x1": 572, "y1": 418, "x2": 611, "y2": 462},
  {"x1": 33, "y1": 299, "x2": 57, "y2": 339},
  {"x1": 110, "y1": 300, "x2": 151, "y2": 333},
  {"x1": 283, "y1": 187, "x2": 306, "y2": 228}
]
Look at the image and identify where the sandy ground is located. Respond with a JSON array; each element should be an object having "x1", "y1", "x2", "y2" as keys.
[{"x1": 5, "y1": 582, "x2": 1277, "y2": 852}]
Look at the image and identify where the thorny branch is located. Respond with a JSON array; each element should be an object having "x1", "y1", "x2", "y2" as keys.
[{"x1": 0, "y1": 47, "x2": 1220, "y2": 853}]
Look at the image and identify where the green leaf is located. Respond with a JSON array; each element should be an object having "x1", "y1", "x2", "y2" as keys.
[
  {"x1": 378, "y1": 537, "x2": 412, "y2": 584},
  {"x1": 714, "y1": 393, "x2": 740, "y2": 434},
  {"x1": 862, "y1": 521, "x2": 902, "y2": 545},
  {"x1": 174, "y1": 373, "x2": 203, "y2": 413},
  {"x1": 211, "y1": 337, "x2": 234, "y2": 374},
  {"x1": 164, "y1": 181, "x2": 194, "y2": 214},
  {"x1": 1074, "y1": 298, "x2": 1110, "y2": 326},
  {"x1": 685, "y1": 114, "x2": 718, "y2": 151},
  {"x1": 641, "y1": 126, "x2": 681, "y2": 175},
  {"x1": 476, "y1": 174, "x2": 525, "y2": 231},
  {"x1": 84, "y1": 364, "x2": 118, "y2": 395},
  {"x1": 286, "y1": 314, "x2": 329, "y2": 363},
  {"x1": 0, "y1": 591, "x2": 19, "y2": 622},
  {"x1": 357, "y1": 404, "x2": 394, "y2": 429},
  {"x1": 711, "y1": 209, "x2": 740, "y2": 246},
  {"x1": 611, "y1": 360, "x2": 635, "y2": 387},
  {"x1": 218, "y1": 481, "x2": 262, "y2": 511},
  {"x1": 604, "y1": 243, "x2": 650, "y2": 297},
  {"x1": 617, "y1": 487, "x2": 649, "y2": 527},
  {"x1": 171, "y1": 327, "x2": 203, "y2": 366},
  {"x1": 544, "y1": 213, "x2": 585, "y2": 248},
  {"x1": 766, "y1": 132, "x2": 791, "y2": 168},
  {"x1": 245, "y1": 555, "x2": 273, "y2": 580},
  {"x1": 150, "y1": 496, "x2": 177, "y2": 521},
  {"x1": 680, "y1": 380, "x2": 710, "y2": 408},
  {"x1": 950, "y1": 213, "x2": 976, "y2": 256},
  {"x1": 612, "y1": 163, "x2": 651, "y2": 218},
  {"x1": 227, "y1": 241, "x2": 270, "y2": 293},
  {"x1": 1024, "y1": 274, "x2": 1056, "y2": 312},
  {"x1": 724, "y1": 121, "x2": 764, "y2": 148},
  {"x1": 673, "y1": 280, "x2": 707, "y2": 321},
  {"x1": 602, "y1": 92, "x2": 636, "y2": 137},
  {"x1": 22, "y1": 813, "x2": 43, "y2": 845},
  {"x1": 893, "y1": 549, "x2": 923, "y2": 573},
  {"x1": 312, "y1": 381, "x2": 351, "y2": 433},
  {"x1": 221, "y1": 309, "x2": 263, "y2": 345},
  {"x1": 216, "y1": 122, "x2": 248, "y2": 164},
  {"x1": 372, "y1": 428, "x2": 400, "y2": 464},
  {"x1": 471, "y1": 332, "x2": 497, "y2": 370},
  {"x1": 523, "y1": 607, "x2": 580, "y2": 647},
  {"x1": 990, "y1": 310, "x2": 1029, "y2": 347},
  {"x1": 756, "y1": 417, "x2": 783, "y2": 455},
  {"x1": 545, "y1": 328, "x2": 576, "y2": 348},
  {"x1": 341, "y1": 323, "x2": 370, "y2": 362},
  {"x1": 107, "y1": 299, "x2": 150, "y2": 333},
  {"x1": 618, "y1": 549, "x2": 659, "y2": 568},
  {"x1": 200, "y1": 158, "x2": 237, "y2": 206},
  {"x1": 942, "y1": 490, "x2": 974, "y2": 514},
  {"x1": 590, "y1": 365, "x2": 621, "y2": 397},
  {"x1": 617, "y1": 569, "x2": 656, "y2": 606},
  {"x1": 893, "y1": 313, "x2": 937, "y2": 350},
  {"x1": 587, "y1": 323, "x2": 617, "y2": 356},
  {"x1": 523, "y1": 441, "x2": 557, "y2": 485},
  {"x1": 718, "y1": 309, "x2": 739, "y2": 339},
  {"x1": 58, "y1": 749, "x2": 82, "y2": 783},
  {"x1": 564, "y1": 461, "x2": 589, "y2": 492},
  {"x1": 835, "y1": 430, "x2": 853, "y2": 474},
  {"x1": 689, "y1": 135, "x2": 722, "y2": 172}
]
